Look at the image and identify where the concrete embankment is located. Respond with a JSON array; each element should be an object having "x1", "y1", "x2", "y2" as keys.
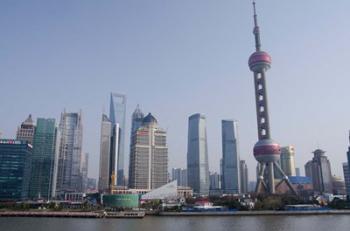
[
  {"x1": 159, "y1": 210, "x2": 350, "y2": 216},
  {"x1": 0, "y1": 211, "x2": 102, "y2": 218}
]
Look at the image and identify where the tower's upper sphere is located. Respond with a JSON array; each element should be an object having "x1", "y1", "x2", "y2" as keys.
[
  {"x1": 253, "y1": 139, "x2": 280, "y2": 162},
  {"x1": 249, "y1": 51, "x2": 271, "y2": 72}
]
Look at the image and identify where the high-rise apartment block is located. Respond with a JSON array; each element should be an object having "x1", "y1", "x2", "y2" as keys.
[
  {"x1": 305, "y1": 149, "x2": 333, "y2": 194},
  {"x1": 129, "y1": 113, "x2": 168, "y2": 189},
  {"x1": 29, "y1": 118, "x2": 57, "y2": 199},
  {"x1": 187, "y1": 113, "x2": 210, "y2": 196},
  {"x1": 109, "y1": 93, "x2": 126, "y2": 186},
  {"x1": 221, "y1": 120, "x2": 240, "y2": 194},
  {"x1": 240, "y1": 160, "x2": 249, "y2": 194},
  {"x1": 280, "y1": 146, "x2": 296, "y2": 176},
  {"x1": 0, "y1": 139, "x2": 32, "y2": 200},
  {"x1": 16, "y1": 114, "x2": 35, "y2": 145}
]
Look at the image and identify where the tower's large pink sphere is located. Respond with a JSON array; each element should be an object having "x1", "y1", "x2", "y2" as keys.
[
  {"x1": 253, "y1": 139, "x2": 280, "y2": 162},
  {"x1": 248, "y1": 51, "x2": 271, "y2": 72}
]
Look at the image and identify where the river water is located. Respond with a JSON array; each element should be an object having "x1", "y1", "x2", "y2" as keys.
[{"x1": 1, "y1": 215, "x2": 349, "y2": 231}]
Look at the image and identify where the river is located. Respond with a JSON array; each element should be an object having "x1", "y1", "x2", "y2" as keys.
[{"x1": 1, "y1": 215, "x2": 349, "y2": 231}]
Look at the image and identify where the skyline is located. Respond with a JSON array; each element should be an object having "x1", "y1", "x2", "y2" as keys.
[{"x1": 1, "y1": 0, "x2": 350, "y2": 180}]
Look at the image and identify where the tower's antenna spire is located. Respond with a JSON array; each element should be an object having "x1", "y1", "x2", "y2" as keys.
[{"x1": 252, "y1": 1, "x2": 261, "y2": 51}]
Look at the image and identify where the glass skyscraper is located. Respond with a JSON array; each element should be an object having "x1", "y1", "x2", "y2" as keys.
[
  {"x1": 56, "y1": 112, "x2": 83, "y2": 194},
  {"x1": 187, "y1": 113, "x2": 209, "y2": 196},
  {"x1": 109, "y1": 93, "x2": 126, "y2": 186},
  {"x1": 0, "y1": 139, "x2": 32, "y2": 201},
  {"x1": 280, "y1": 146, "x2": 296, "y2": 176},
  {"x1": 221, "y1": 120, "x2": 240, "y2": 194},
  {"x1": 29, "y1": 118, "x2": 57, "y2": 199}
]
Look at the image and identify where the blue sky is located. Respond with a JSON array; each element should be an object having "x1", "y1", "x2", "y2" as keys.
[{"x1": 1, "y1": 0, "x2": 350, "y2": 180}]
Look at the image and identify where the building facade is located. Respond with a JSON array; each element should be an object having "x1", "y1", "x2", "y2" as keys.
[
  {"x1": 81, "y1": 152, "x2": 89, "y2": 192},
  {"x1": 56, "y1": 112, "x2": 83, "y2": 195},
  {"x1": 16, "y1": 114, "x2": 35, "y2": 145},
  {"x1": 109, "y1": 93, "x2": 127, "y2": 186},
  {"x1": 209, "y1": 172, "x2": 221, "y2": 191},
  {"x1": 221, "y1": 120, "x2": 240, "y2": 194},
  {"x1": 343, "y1": 163, "x2": 350, "y2": 197},
  {"x1": 304, "y1": 149, "x2": 333, "y2": 194},
  {"x1": 280, "y1": 146, "x2": 296, "y2": 176},
  {"x1": 187, "y1": 113, "x2": 210, "y2": 196},
  {"x1": 171, "y1": 168, "x2": 188, "y2": 187},
  {"x1": 129, "y1": 113, "x2": 168, "y2": 189},
  {"x1": 29, "y1": 118, "x2": 57, "y2": 199},
  {"x1": 0, "y1": 139, "x2": 32, "y2": 201},
  {"x1": 98, "y1": 114, "x2": 116, "y2": 192},
  {"x1": 240, "y1": 160, "x2": 249, "y2": 194}
]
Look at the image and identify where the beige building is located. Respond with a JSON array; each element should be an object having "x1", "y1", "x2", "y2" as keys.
[{"x1": 280, "y1": 146, "x2": 296, "y2": 176}]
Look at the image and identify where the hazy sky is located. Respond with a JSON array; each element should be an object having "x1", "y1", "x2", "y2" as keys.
[{"x1": 1, "y1": 0, "x2": 350, "y2": 181}]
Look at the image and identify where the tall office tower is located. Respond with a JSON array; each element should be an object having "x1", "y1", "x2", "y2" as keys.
[
  {"x1": 221, "y1": 120, "x2": 240, "y2": 194},
  {"x1": 343, "y1": 163, "x2": 350, "y2": 196},
  {"x1": 280, "y1": 146, "x2": 296, "y2": 176},
  {"x1": 16, "y1": 114, "x2": 35, "y2": 145},
  {"x1": 304, "y1": 149, "x2": 333, "y2": 194},
  {"x1": 187, "y1": 113, "x2": 210, "y2": 196},
  {"x1": 0, "y1": 139, "x2": 32, "y2": 200},
  {"x1": 29, "y1": 118, "x2": 57, "y2": 199},
  {"x1": 129, "y1": 113, "x2": 168, "y2": 189},
  {"x1": 131, "y1": 105, "x2": 144, "y2": 136},
  {"x1": 56, "y1": 112, "x2": 83, "y2": 194},
  {"x1": 172, "y1": 168, "x2": 188, "y2": 187},
  {"x1": 98, "y1": 114, "x2": 116, "y2": 192},
  {"x1": 109, "y1": 93, "x2": 126, "y2": 186},
  {"x1": 295, "y1": 168, "x2": 301, "y2": 176},
  {"x1": 80, "y1": 153, "x2": 89, "y2": 192},
  {"x1": 240, "y1": 160, "x2": 249, "y2": 194},
  {"x1": 209, "y1": 172, "x2": 221, "y2": 190},
  {"x1": 248, "y1": 2, "x2": 295, "y2": 194}
]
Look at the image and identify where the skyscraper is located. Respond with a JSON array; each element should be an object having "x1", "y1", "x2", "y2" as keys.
[
  {"x1": 343, "y1": 163, "x2": 350, "y2": 197},
  {"x1": 248, "y1": 1, "x2": 295, "y2": 194},
  {"x1": 209, "y1": 172, "x2": 221, "y2": 191},
  {"x1": 29, "y1": 118, "x2": 57, "y2": 199},
  {"x1": 16, "y1": 114, "x2": 35, "y2": 145},
  {"x1": 129, "y1": 113, "x2": 168, "y2": 189},
  {"x1": 131, "y1": 105, "x2": 144, "y2": 136},
  {"x1": 221, "y1": 120, "x2": 240, "y2": 194},
  {"x1": 56, "y1": 112, "x2": 83, "y2": 194},
  {"x1": 187, "y1": 113, "x2": 210, "y2": 196},
  {"x1": 81, "y1": 152, "x2": 89, "y2": 192},
  {"x1": 240, "y1": 160, "x2": 249, "y2": 194},
  {"x1": 280, "y1": 146, "x2": 296, "y2": 176},
  {"x1": 305, "y1": 149, "x2": 333, "y2": 194},
  {"x1": 0, "y1": 139, "x2": 32, "y2": 200},
  {"x1": 109, "y1": 93, "x2": 126, "y2": 186},
  {"x1": 98, "y1": 114, "x2": 116, "y2": 192}
]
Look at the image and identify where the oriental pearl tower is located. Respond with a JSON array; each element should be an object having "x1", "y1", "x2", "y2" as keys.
[{"x1": 248, "y1": 1, "x2": 296, "y2": 194}]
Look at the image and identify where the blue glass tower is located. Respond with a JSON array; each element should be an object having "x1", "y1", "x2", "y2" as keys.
[
  {"x1": 0, "y1": 139, "x2": 32, "y2": 201},
  {"x1": 109, "y1": 93, "x2": 127, "y2": 186}
]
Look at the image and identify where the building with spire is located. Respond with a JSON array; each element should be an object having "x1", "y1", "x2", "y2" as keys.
[
  {"x1": 129, "y1": 113, "x2": 168, "y2": 189},
  {"x1": 109, "y1": 93, "x2": 127, "y2": 186},
  {"x1": 248, "y1": 1, "x2": 295, "y2": 194},
  {"x1": 187, "y1": 113, "x2": 210, "y2": 196},
  {"x1": 16, "y1": 114, "x2": 35, "y2": 145}
]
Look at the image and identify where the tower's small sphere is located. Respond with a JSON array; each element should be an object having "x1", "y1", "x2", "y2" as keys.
[
  {"x1": 248, "y1": 51, "x2": 271, "y2": 72},
  {"x1": 253, "y1": 139, "x2": 280, "y2": 162}
]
